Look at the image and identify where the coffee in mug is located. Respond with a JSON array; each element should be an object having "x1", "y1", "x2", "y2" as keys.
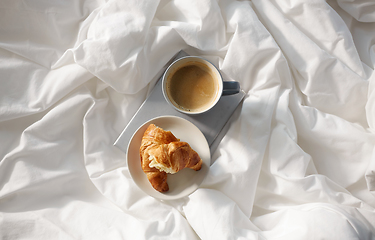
[
  {"x1": 166, "y1": 62, "x2": 219, "y2": 113},
  {"x1": 162, "y1": 56, "x2": 240, "y2": 114}
]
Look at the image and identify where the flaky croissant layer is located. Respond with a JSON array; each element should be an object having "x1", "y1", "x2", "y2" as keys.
[{"x1": 139, "y1": 124, "x2": 203, "y2": 192}]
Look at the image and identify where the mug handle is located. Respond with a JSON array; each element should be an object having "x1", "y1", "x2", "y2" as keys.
[{"x1": 222, "y1": 81, "x2": 240, "y2": 96}]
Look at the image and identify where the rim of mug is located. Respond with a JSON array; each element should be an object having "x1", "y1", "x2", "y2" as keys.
[{"x1": 162, "y1": 56, "x2": 223, "y2": 115}]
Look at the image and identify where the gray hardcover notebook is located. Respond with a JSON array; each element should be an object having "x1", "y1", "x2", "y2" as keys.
[{"x1": 114, "y1": 50, "x2": 245, "y2": 159}]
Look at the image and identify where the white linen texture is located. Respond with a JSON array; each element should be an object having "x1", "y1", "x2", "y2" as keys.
[{"x1": 0, "y1": 0, "x2": 375, "y2": 239}]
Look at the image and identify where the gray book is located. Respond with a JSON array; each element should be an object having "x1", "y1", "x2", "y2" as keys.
[{"x1": 114, "y1": 50, "x2": 246, "y2": 160}]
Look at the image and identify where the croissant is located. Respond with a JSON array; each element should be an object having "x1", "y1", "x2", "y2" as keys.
[{"x1": 139, "y1": 124, "x2": 202, "y2": 192}]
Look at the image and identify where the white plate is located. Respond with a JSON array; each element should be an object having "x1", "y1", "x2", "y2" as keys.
[{"x1": 127, "y1": 115, "x2": 210, "y2": 200}]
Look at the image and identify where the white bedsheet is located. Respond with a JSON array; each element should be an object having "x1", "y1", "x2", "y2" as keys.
[{"x1": 1, "y1": 0, "x2": 375, "y2": 239}]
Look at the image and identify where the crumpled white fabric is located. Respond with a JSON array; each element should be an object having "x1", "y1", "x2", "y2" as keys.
[{"x1": 1, "y1": 0, "x2": 375, "y2": 239}]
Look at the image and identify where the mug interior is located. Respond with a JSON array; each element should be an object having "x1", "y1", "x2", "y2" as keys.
[{"x1": 162, "y1": 56, "x2": 223, "y2": 114}]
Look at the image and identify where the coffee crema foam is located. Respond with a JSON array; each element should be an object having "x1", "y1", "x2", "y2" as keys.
[{"x1": 166, "y1": 62, "x2": 219, "y2": 112}]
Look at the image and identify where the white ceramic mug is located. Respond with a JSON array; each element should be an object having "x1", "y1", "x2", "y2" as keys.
[{"x1": 162, "y1": 56, "x2": 240, "y2": 114}]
